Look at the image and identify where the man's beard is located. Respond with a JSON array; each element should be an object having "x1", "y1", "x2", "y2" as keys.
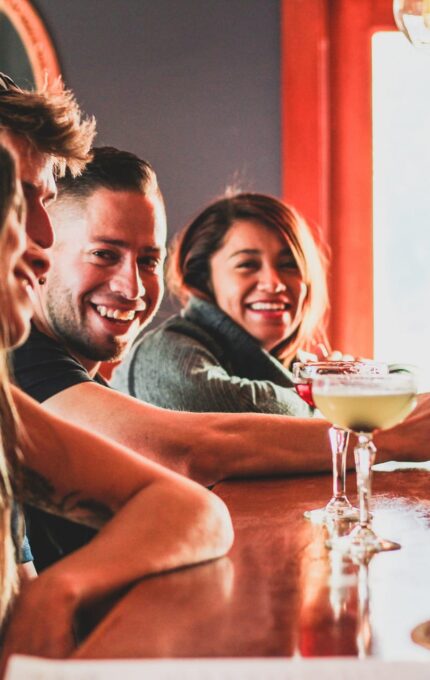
[{"x1": 46, "y1": 287, "x2": 126, "y2": 363}]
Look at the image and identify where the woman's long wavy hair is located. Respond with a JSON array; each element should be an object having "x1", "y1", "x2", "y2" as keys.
[
  {"x1": 0, "y1": 146, "x2": 23, "y2": 627},
  {"x1": 168, "y1": 192, "x2": 329, "y2": 367}
]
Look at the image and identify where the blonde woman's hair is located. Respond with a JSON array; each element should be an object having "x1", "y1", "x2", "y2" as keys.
[
  {"x1": 0, "y1": 76, "x2": 96, "y2": 177},
  {"x1": 168, "y1": 192, "x2": 329, "y2": 366},
  {"x1": 0, "y1": 146, "x2": 24, "y2": 627}
]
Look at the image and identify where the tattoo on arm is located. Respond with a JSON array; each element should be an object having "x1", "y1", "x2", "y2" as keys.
[{"x1": 20, "y1": 466, "x2": 113, "y2": 528}]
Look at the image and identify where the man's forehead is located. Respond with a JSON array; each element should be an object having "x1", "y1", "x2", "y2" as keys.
[{"x1": 54, "y1": 187, "x2": 167, "y2": 249}]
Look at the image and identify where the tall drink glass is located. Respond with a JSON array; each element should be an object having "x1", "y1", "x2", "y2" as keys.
[
  {"x1": 293, "y1": 361, "x2": 388, "y2": 524},
  {"x1": 312, "y1": 372, "x2": 417, "y2": 556}
]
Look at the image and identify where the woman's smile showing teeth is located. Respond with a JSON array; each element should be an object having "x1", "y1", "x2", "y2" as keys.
[{"x1": 247, "y1": 301, "x2": 290, "y2": 312}]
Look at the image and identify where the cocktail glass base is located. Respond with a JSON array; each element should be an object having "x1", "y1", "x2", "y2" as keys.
[
  {"x1": 328, "y1": 524, "x2": 401, "y2": 557},
  {"x1": 304, "y1": 496, "x2": 359, "y2": 525}
]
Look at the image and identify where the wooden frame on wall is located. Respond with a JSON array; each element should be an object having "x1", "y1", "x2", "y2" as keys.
[
  {"x1": 0, "y1": 0, "x2": 61, "y2": 86},
  {"x1": 281, "y1": 0, "x2": 395, "y2": 357}
]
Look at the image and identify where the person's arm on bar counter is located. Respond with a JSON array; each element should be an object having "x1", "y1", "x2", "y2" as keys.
[
  {"x1": 40, "y1": 381, "x2": 430, "y2": 488},
  {"x1": 374, "y1": 391, "x2": 430, "y2": 459},
  {"x1": 0, "y1": 387, "x2": 233, "y2": 667},
  {"x1": 42, "y1": 382, "x2": 337, "y2": 485}
]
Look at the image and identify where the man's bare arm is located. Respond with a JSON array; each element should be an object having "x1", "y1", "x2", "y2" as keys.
[
  {"x1": 42, "y1": 381, "x2": 335, "y2": 485},
  {"x1": 42, "y1": 382, "x2": 430, "y2": 486}
]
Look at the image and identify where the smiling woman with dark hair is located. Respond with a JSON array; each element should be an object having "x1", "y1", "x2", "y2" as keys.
[{"x1": 113, "y1": 192, "x2": 329, "y2": 415}]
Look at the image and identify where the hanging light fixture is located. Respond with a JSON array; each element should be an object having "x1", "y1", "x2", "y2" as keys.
[{"x1": 393, "y1": 0, "x2": 430, "y2": 51}]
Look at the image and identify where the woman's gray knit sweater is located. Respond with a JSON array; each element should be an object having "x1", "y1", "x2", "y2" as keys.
[{"x1": 112, "y1": 296, "x2": 313, "y2": 417}]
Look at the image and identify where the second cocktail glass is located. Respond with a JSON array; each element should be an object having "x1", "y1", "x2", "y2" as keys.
[
  {"x1": 312, "y1": 372, "x2": 417, "y2": 556},
  {"x1": 293, "y1": 361, "x2": 388, "y2": 524}
]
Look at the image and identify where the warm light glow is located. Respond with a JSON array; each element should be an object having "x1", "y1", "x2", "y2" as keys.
[{"x1": 372, "y1": 32, "x2": 430, "y2": 391}]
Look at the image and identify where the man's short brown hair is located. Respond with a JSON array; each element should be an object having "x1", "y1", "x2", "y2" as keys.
[{"x1": 0, "y1": 77, "x2": 96, "y2": 177}]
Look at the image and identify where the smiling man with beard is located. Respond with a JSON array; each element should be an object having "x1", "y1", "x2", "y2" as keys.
[
  {"x1": 15, "y1": 147, "x2": 166, "y2": 399},
  {"x1": 44, "y1": 152, "x2": 165, "y2": 369}
]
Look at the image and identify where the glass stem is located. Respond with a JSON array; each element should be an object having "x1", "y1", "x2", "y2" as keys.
[
  {"x1": 354, "y1": 434, "x2": 376, "y2": 529},
  {"x1": 329, "y1": 426, "x2": 350, "y2": 499}
]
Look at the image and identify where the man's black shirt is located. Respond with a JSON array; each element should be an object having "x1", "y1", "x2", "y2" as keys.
[{"x1": 12, "y1": 325, "x2": 108, "y2": 570}]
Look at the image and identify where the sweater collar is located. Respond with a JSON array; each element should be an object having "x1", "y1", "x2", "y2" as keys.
[
  {"x1": 182, "y1": 296, "x2": 295, "y2": 385},
  {"x1": 183, "y1": 296, "x2": 262, "y2": 352}
]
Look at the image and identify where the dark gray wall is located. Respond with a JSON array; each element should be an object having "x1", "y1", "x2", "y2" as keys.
[{"x1": 33, "y1": 0, "x2": 281, "y2": 317}]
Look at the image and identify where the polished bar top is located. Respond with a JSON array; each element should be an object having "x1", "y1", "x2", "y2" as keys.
[{"x1": 74, "y1": 469, "x2": 430, "y2": 660}]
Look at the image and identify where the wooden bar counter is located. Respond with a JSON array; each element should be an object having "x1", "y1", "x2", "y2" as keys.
[{"x1": 74, "y1": 468, "x2": 430, "y2": 661}]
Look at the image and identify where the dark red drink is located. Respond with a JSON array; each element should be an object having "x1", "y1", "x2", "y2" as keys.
[
  {"x1": 293, "y1": 360, "x2": 384, "y2": 410},
  {"x1": 295, "y1": 382, "x2": 315, "y2": 408}
]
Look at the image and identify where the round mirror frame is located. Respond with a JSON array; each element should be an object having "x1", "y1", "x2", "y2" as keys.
[{"x1": 0, "y1": 0, "x2": 61, "y2": 86}]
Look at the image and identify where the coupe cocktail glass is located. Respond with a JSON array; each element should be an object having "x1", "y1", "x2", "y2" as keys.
[
  {"x1": 293, "y1": 361, "x2": 388, "y2": 524},
  {"x1": 312, "y1": 372, "x2": 417, "y2": 556}
]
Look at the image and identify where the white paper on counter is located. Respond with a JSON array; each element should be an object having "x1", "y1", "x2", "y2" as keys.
[
  {"x1": 372, "y1": 460, "x2": 430, "y2": 472},
  {"x1": 5, "y1": 656, "x2": 430, "y2": 680}
]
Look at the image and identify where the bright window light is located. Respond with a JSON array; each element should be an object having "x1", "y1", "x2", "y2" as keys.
[{"x1": 372, "y1": 31, "x2": 430, "y2": 391}]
